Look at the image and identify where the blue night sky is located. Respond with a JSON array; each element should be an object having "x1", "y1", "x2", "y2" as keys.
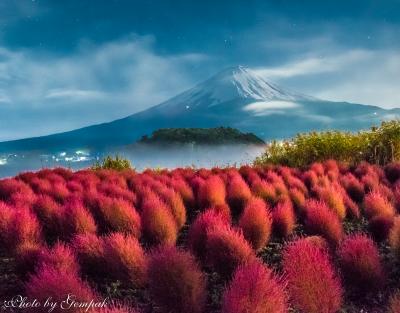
[{"x1": 0, "y1": 0, "x2": 400, "y2": 140}]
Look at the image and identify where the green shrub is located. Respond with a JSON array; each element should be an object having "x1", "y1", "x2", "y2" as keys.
[
  {"x1": 92, "y1": 155, "x2": 133, "y2": 171},
  {"x1": 254, "y1": 120, "x2": 400, "y2": 167}
]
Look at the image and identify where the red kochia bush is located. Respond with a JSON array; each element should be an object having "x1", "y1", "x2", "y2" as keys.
[
  {"x1": 148, "y1": 246, "x2": 206, "y2": 313},
  {"x1": 289, "y1": 188, "x2": 306, "y2": 215},
  {"x1": 238, "y1": 197, "x2": 272, "y2": 250},
  {"x1": 337, "y1": 234, "x2": 385, "y2": 291},
  {"x1": 25, "y1": 267, "x2": 97, "y2": 313},
  {"x1": 340, "y1": 173, "x2": 364, "y2": 203},
  {"x1": 188, "y1": 210, "x2": 228, "y2": 261},
  {"x1": 364, "y1": 191, "x2": 395, "y2": 219},
  {"x1": 60, "y1": 200, "x2": 97, "y2": 240},
  {"x1": 251, "y1": 180, "x2": 277, "y2": 205},
  {"x1": 222, "y1": 261, "x2": 288, "y2": 313},
  {"x1": 206, "y1": 224, "x2": 255, "y2": 278},
  {"x1": 283, "y1": 239, "x2": 343, "y2": 313},
  {"x1": 32, "y1": 195, "x2": 62, "y2": 239},
  {"x1": 103, "y1": 232, "x2": 147, "y2": 286},
  {"x1": 272, "y1": 200, "x2": 296, "y2": 238},
  {"x1": 0, "y1": 201, "x2": 14, "y2": 249},
  {"x1": 97, "y1": 197, "x2": 141, "y2": 237},
  {"x1": 157, "y1": 186, "x2": 187, "y2": 229},
  {"x1": 10, "y1": 209, "x2": 42, "y2": 250},
  {"x1": 170, "y1": 177, "x2": 195, "y2": 208},
  {"x1": 141, "y1": 192, "x2": 178, "y2": 246},
  {"x1": 36, "y1": 242, "x2": 80, "y2": 274},
  {"x1": 226, "y1": 174, "x2": 252, "y2": 216},
  {"x1": 0, "y1": 178, "x2": 35, "y2": 207},
  {"x1": 304, "y1": 200, "x2": 343, "y2": 245},
  {"x1": 198, "y1": 175, "x2": 226, "y2": 209},
  {"x1": 72, "y1": 233, "x2": 106, "y2": 276},
  {"x1": 314, "y1": 185, "x2": 346, "y2": 220}
]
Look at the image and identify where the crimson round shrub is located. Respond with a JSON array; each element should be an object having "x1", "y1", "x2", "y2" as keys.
[
  {"x1": 10, "y1": 209, "x2": 42, "y2": 250},
  {"x1": 72, "y1": 233, "x2": 106, "y2": 276},
  {"x1": 272, "y1": 200, "x2": 296, "y2": 238},
  {"x1": 314, "y1": 185, "x2": 346, "y2": 219},
  {"x1": 141, "y1": 192, "x2": 178, "y2": 246},
  {"x1": 96, "y1": 197, "x2": 141, "y2": 237},
  {"x1": 60, "y1": 200, "x2": 97, "y2": 240},
  {"x1": 198, "y1": 175, "x2": 226, "y2": 209},
  {"x1": 364, "y1": 190, "x2": 395, "y2": 219},
  {"x1": 283, "y1": 238, "x2": 343, "y2": 313},
  {"x1": 337, "y1": 233, "x2": 385, "y2": 291},
  {"x1": 251, "y1": 180, "x2": 277, "y2": 205},
  {"x1": 340, "y1": 173, "x2": 364, "y2": 203},
  {"x1": 304, "y1": 200, "x2": 343, "y2": 245},
  {"x1": 25, "y1": 267, "x2": 97, "y2": 313},
  {"x1": 170, "y1": 177, "x2": 195, "y2": 208},
  {"x1": 148, "y1": 246, "x2": 206, "y2": 313},
  {"x1": 157, "y1": 186, "x2": 187, "y2": 229},
  {"x1": 289, "y1": 188, "x2": 306, "y2": 215},
  {"x1": 32, "y1": 195, "x2": 62, "y2": 240},
  {"x1": 222, "y1": 260, "x2": 288, "y2": 313},
  {"x1": 238, "y1": 197, "x2": 272, "y2": 250},
  {"x1": 103, "y1": 232, "x2": 147, "y2": 286},
  {"x1": 226, "y1": 174, "x2": 252, "y2": 216},
  {"x1": 188, "y1": 209, "x2": 228, "y2": 261},
  {"x1": 0, "y1": 201, "x2": 14, "y2": 249},
  {"x1": 37, "y1": 242, "x2": 80, "y2": 274},
  {"x1": 206, "y1": 224, "x2": 255, "y2": 277}
]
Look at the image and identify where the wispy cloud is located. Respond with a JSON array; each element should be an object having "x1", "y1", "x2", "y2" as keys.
[
  {"x1": 254, "y1": 48, "x2": 400, "y2": 108},
  {"x1": 0, "y1": 35, "x2": 211, "y2": 141}
]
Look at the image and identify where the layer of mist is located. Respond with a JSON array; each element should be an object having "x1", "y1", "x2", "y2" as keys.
[{"x1": 0, "y1": 144, "x2": 265, "y2": 178}]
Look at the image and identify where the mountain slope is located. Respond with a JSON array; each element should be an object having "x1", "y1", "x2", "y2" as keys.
[{"x1": 0, "y1": 66, "x2": 399, "y2": 153}]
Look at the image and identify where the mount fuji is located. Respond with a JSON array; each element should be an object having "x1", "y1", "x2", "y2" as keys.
[{"x1": 0, "y1": 65, "x2": 399, "y2": 153}]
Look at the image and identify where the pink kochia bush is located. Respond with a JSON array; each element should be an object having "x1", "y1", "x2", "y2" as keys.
[
  {"x1": 206, "y1": 224, "x2": 255, "y2": 278},
  {"x1": 283, "y1": 239, "x2": 343, "y2": 313},
  {"x1": 221, "y1": 260, "x2": 288, "y2": 313},
  {"x1": 0, "y1": 201, "x2": 14, "y2": 249},
  {"x1": 141, "y1": 192, "x2": 178, "y2": 246},
  {"x1": 103, "y1": 232, "x2": 147, "y2": 287},
  {"x1": 226, "y1": 174, "x2": 252, "y2": 216},
  {"x1": 72, "y1": 233, "x2": 106, "y2": 276},
  {"x1": 97, "y1": 197, "x2": 141, "y2": 237},
  {"x1": 25, "y1": 267, "x2": 97, "y2": 313},
  {"x1": 60, "y1": 199, "x2": 97, "y2": 240},
  {"x1": 238, "y1": 197, "x2": 272, "y2": 250},
  {"x1": 304, "y1": 199, "x2": 343, "y2": 245},
  {"x1": 272, "y1": 200, "x2": 296, "y2": 238},
  {"x1": 148, "y1": 246, "x2": 207, "y2": 313},
  {"x1": 198, "y1": 175, "x2": 226, "y2": 209},
  {"x1": 188, "y1": 209, "x2": 228, "y2": 261},
  {"x1": 363, "y1": 190, "x2": 395, "y2": 219},
  {"x1": 337, "y1": 234, "x2": 385, "y2": 291}
]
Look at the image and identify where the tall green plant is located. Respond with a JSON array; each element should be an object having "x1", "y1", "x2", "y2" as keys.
[
  {"x1": 254, "y1": 120, "x2": 400, "y2": 167},
  {"x1": 92, "y1": 155, "x2": 133, "y2": 171}
]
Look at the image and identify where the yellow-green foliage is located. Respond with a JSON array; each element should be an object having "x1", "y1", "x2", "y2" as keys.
[
  {"x1": 255, "y1": 120, "x2": 400, "y2": 167},
  {"x1": 92, "y1": 155, "x2": 133, "y2": 171}
]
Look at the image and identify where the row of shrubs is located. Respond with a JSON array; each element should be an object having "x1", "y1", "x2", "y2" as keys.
[
  {"x1": 2, "y1": 161, "x2": 400, "y2": 312},
  {"x1": 255, "y1": 120, "x2": 400, "y2": 167}
]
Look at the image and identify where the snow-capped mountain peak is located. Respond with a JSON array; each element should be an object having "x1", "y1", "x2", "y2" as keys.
[{"x1": 158, "y1": 65, "x2": 312, "y2": 110}]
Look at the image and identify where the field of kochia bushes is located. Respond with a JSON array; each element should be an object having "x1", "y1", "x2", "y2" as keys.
[{"x1": 2, "y1": 161, "x2": 400, "y2": 312}]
